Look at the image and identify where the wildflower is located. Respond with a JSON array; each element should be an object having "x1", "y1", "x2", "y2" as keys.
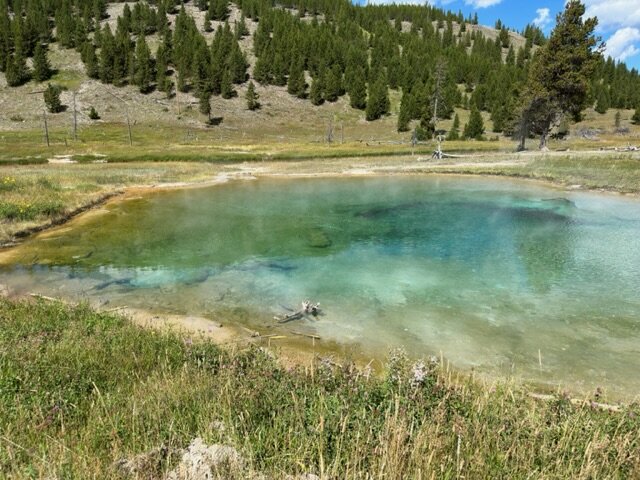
[{"x1": 410, "y1": 360, "x2": 427, "y2": 389}]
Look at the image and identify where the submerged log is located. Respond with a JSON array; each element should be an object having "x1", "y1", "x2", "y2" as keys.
[
  {"x1": 527, "y1": 392, "x2": 622, "y2": 413},
  {"x1": 275, "y1": 300, "x2": 321, "y2": 323},
  {"x1": 289, "y1": 330, "x2": 321, "y2": 340},
  {"x1": 275, "y1": 311, "x2": 304, "y2": 323}
]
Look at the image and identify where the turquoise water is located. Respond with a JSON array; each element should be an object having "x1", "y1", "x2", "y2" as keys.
[{"x1": 2, "y1": 176, "x2": 640, "y2": 397}]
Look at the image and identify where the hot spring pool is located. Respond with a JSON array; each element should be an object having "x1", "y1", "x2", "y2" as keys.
[{"x1": 2, "y1": 176, "x2": 639, "y2": 397}]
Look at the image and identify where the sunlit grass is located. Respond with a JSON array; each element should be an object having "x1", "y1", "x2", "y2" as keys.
[{"x1": 0, "y1": 298, "x2": 638, "y2": 478}]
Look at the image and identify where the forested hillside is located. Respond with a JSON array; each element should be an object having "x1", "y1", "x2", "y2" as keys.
[{"x1": 1, "y1": 0, "x2": 639, "y2": 142}]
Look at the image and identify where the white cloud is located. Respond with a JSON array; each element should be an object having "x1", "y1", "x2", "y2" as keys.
[
  {"x1": 575, "y1": 0, "x2": 640, "y2": 65},
  {"x1": 364, "y1": 0, "x2": 429, "y2": 4},
  {"x1": 363, "y1": 0, "x2": 500, "y2": 9},
  {"x1": 532, "y1": 7, "x2": 551, "y2": 29},
  {"x1": 604, "y1": 27, "x2": 640, "y2": 62},
  {"x1": 582, "y1": 0, "x2": 640, "y2": 31},
  {"x1": 464, "y1": 0, "x2": 503, "y2": 7}
]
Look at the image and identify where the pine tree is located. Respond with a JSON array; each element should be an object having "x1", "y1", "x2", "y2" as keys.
[
  {"x1": 216, "y1": 0, "x2": 229, "y2": 20},
  {"x1": 203, "y1": 14, "x2": 212, "y2": 33},
  {"x1": 324, "y1": 65, "x2": 343, "y2": 102},
  {"x1": 347, "y1": 67, "x2": 367, "y2": 110},
  {"x1": 134, "y1": 35, "x2": 153, "y2": 93},
  {"x1": 99, "y1": 25, "x2": 115, "y2": 84},
  {"x1": 88, "y1": 106, "x2": 100, "y2": 120},
  {"x1": 499, "y1": 27, "x2": 510, "y2": 48},
  {"x1": 491, "y1": 102, "x2": 506, "y2": 133},
  {"x1": 505, "y1": 46, "x2": 515, "y2": 66},
  {"x1": 0, "y1": 1, "x2": 10, "y2": 72},
  {"x1": 5, "y1": 52, "x2": 30, "y2": 87},
  {"x1": 253, "y1": 54, "x2": 271, "y2": 85},
  {"x1": 221, "y1": 69, "x2": 235, "y2": 99},
  {"x1": 199, "y1": 90, "x2": 212, "y2": 120},
  {"x1": 518, "y1": 0, "x2": 600, "y2": 150},
  {"x1": 208, "y1": 0, "x2": 228, "y2": 21},
  {"x1": 447, "y1": 113, "x2": 460, "y2": 140},
  {"x1": 365, "y1": 74, "x2": 390, "y2": 121},
  {"x1": 156, "y1": 45, "x2": 172, "y2": 96},
  {"x1": 287, "y1": 57, "x2": 306, "y2": 98},
  {"x1": 595, "y1": 88, "x2": 610, "y2": 114},
  {"x1": 94, "y1": 23, "x2": 103, "y2": 48},
  {"x1": 309, "y1": 75, "x2": 324, "y2": 106},
  {"x1": 228, "y1": 44, "x2": 248, "y2": 84},
  {"x1": 246, "y1": 80, "x2": 260, "y2": 110},
  {"x1": 235, "y1": 14, "x2": 248, "y2": 38},
  {"x1": 463, "y1": 105, "x2": 485, "y2": 140},
  {"x1": 397, "y1": 90, "x2": 413, "y2": 132},
  {"x1": 632, "y1": 107, "x2": 640, "y2": 125},
  {"x1": 55, "y1": 1, "x2": 76, "y2": 48},
  {"x1": 33, "y1": 42, "x2": 52, "y2": 82},
  {"x1": 44, "y1": 83, "x2": 63, "y2": 113},
  {"x1": 615, "y1": 110, "x2": 621, "y2": 129},
  {"x1": 272, "y1": 53, "x2": 287, "y2": 87},
  {"x1": 194, "y1": 41, "x2": 211, "y2": 96},
  {"x1": 83, "y1": 43, "x2": 99, "y2": 79}
]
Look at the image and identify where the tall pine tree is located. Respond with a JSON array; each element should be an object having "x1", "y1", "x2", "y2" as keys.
[
  {"x1": 246, "y1": 80, "x2": 260, "y2": 110},
  {"x1": 309, "y1": 75, "x2": 324, "y2": 106},
  {"x1": 463, "y1": 105, "x2": 485, "y2": 140},
  {"x1": 287, "y1": 57, "x2": 306, "y2": 98},
  {"x1": 347, "y1": 66, "x2": 367, "y2": 110},
  {"x1": 32, "y1": 42, "x2": 52, "y2": 82},
  {"x1": 397, "y1": 90, "x2": 413, "y2": 132},
  {"x1": 133, "y1": 35, "x2": 153, "y2": 93},
  {"x1": 447, "y1": 113, "x2": 460, "y2": 140},
  {"x1": 365, "y1": 74, "x2": 390, "y2": 121}
]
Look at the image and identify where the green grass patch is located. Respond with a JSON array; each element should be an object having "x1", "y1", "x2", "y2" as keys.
[
  {"x1": 0, "y1": 199, "x2": 65, "y2": 221},
  {"x1": 49, "y1": 70, "x2": 84, "y2": 91},
  {"x1": 1, "y1": 298, "x2": 639, "y2": 478}
]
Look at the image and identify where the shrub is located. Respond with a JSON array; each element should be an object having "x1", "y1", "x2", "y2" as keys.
[
  {"x1": 44, "y1": 84, "x2": 64, "y2": 113},
  {"x1": 0, "y1": 200, "x2": 64, "y2": 221},
  {"x1": 88, "y1": 106, "x2": 100, "y2": 120}
]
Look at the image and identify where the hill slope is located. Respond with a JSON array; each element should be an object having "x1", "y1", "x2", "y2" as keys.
[{"x1": 0, "y1": 0, "x2": 639, "y2": 152}]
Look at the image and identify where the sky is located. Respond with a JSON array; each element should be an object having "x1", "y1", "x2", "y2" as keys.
[{"x1": 354, "y1": 0, "x2": 640, "y2": 70}]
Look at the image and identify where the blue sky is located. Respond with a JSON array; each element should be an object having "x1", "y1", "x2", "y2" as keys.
[{"x1": 354, "y1": 0, "x2": 640, "y2": 70}]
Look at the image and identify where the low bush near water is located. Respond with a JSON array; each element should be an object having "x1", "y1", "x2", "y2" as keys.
[{"x1": 0, "y1": 199, "x2": 64, "y2": 221}]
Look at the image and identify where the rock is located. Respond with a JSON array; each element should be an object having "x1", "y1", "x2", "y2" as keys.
[
  {"x1": 114, "y1": 445, "x2": 177, "y2": 479},
  {"x1": 166, "y1": 438, "x2": 245, "y2": 480},
  {"x1": 308, "y1": 228, "x2": 332, "y2": 249}
]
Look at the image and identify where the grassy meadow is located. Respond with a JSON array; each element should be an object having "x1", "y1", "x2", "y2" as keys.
[{"x1": 1, "y1": 298, "x2": 639, "y2": 479}]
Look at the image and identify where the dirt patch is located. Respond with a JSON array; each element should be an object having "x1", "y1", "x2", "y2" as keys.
[{"x1": 121, "y1": 307, "x2": 239, "y2": 345}]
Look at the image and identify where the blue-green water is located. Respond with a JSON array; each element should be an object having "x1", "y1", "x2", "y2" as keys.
[{"x1": 2, "y1": 176, "x2": 640, "y2": 397}]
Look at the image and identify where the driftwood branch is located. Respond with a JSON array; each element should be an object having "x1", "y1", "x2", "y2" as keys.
[
  {"x1": 275, "y1": 301, "x2": 321, "y2": 323},
  {"x1": 29, "y1": 293, "x2": 65, "y2": 303},
  {"x1": 527, "y1": 392, "x2": 622, "y2": 413},
  {"x1": 288, "y1": 330, "x2": 321, "y2": 340}
]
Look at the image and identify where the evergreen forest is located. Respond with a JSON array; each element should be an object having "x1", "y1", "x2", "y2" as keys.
[{"x1": 1, "y1": 0, "x2": 639, "y2": 139}]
